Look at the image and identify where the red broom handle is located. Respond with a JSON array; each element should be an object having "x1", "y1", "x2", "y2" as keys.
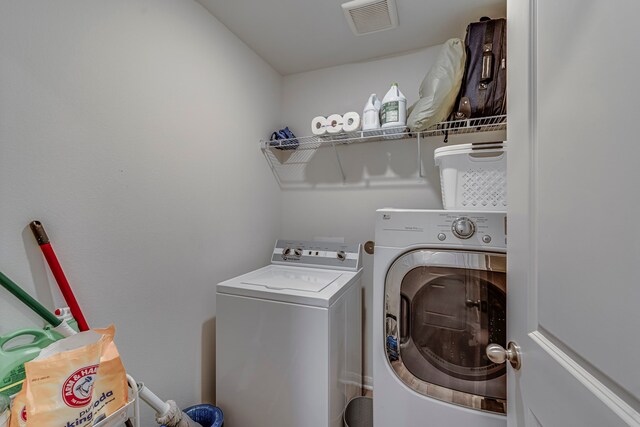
[{"x1": 29, "y1": 221, "x2": 90, "y2": 331}]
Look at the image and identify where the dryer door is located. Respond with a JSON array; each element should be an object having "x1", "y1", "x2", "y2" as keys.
[{"x1": 384, "y1": 250, "x2": 507, "y2": 414}]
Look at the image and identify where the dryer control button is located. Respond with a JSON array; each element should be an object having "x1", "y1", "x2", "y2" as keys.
[
  {"x1": 437, "y1": 233, "x2": 446, "y2": 241},
  {"x1": 337, "y1": 250, "x2": 347, "y2": 261},
  {"x1": 482, "y1": 235, "x2": 492, "y2": 243},
  {"x1": 452, "y1": 217, "x2": 476, "y2": 239}
]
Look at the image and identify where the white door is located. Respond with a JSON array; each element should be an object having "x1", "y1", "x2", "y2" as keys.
[{"x1": 507, "y1": 0, "x2": 640, "y2": 425}]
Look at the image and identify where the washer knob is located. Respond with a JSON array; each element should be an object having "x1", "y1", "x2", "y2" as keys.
[
  {"x1": 294, "y1": 248, "x2": 303, "y2": 257},
  {"x1": 337, "y1": 250, "x2": 347, "y2": 261},
  {"x1": 452, "y1": 217, "x2": 476, "y2": 239},
  {"x1": 282, "y1": 247, "x2": 291, "y2": 259}
]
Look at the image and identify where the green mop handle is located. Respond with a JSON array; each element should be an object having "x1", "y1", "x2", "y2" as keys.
[{"x1": 0, "y1": 271, "x2": 62, "y2": 327}]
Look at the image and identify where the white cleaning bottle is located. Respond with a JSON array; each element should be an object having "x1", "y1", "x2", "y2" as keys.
[
  {"x1": 380, "y1": 83, "x2": 407, "y2": 130},
  {"x1": 362, "y1": 94, "x2": 381, "y2": 131}
]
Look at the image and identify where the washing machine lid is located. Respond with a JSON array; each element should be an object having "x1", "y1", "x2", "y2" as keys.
[
  {"x1": 241, "y1": 267, "x2": 341, "y2": 292},
  {"x1": 217, "y1": 264, "x2": 361, "y2": 308}
]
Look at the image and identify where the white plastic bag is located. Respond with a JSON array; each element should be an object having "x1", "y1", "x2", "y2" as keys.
[{"x1": 407, "y1": 38, "x2": 466, "y2": 132}]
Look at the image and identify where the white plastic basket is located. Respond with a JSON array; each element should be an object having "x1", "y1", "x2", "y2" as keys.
[
  {"x1": 94, "y1": 399, "x2": 135, "y2": 427},
  {"x1": 93, "y1": 375, "x2": 140, "y2": 427},
  {"x1": 434, "y1": 142, "x2": 507, "y2": 211}
]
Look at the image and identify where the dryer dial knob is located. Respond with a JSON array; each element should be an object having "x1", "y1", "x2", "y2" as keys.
[
  {"x1": 337, "y1": 250, "x2": 347, "y2": 261},
  {"x1": 452, "y1": 217, "x2": 476, "y2": 239}
]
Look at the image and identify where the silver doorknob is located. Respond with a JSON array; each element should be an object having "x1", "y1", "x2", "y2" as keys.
[{"x1": 486, "y1": 341, "x2": 522, "y2": 370}]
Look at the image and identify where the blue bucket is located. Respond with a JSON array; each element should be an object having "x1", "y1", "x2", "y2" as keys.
[{"x1": 160, "y1": 404, "x2": 223, "y2": 427}]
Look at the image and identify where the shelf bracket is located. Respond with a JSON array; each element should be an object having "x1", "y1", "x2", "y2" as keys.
[
  {"x1": 332, "y1": 142, "x2": 347, "y2": 182},
  {"x1": 417, "y1": 132, "x2": 425, "y2": 178}
]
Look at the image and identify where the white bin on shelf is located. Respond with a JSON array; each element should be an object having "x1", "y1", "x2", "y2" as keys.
[{"x1": 434, "y1": 142, "x2": 507, "y2": 211}]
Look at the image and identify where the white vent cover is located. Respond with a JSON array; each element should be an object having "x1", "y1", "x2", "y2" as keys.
[{"x1": 341, "y1": 0, "x2": 399, "y2": 36}]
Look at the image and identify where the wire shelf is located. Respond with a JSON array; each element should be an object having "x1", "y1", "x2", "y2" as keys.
[
  {"x1": 261, "y1": 115, "x2": 506, "y2": 150},
  {"x1": 261, "y1": 115, "x2": 506, "y2": 187}
]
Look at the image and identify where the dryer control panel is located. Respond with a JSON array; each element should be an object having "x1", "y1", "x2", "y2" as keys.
[
  {"x1": 375, "y1": 209, "x2": 507, "y2": 251},
  {"x1": 272, "y1": 240, "x2": 362, "y2": 271}
]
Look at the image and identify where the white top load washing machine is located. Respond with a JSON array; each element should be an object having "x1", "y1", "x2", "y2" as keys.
[
  {"x1": 374, "y1": 209, "x2": 507, "y2": 427},
  {"x1": 216, "y1": 240, "x2": 362, "y2": 427}
]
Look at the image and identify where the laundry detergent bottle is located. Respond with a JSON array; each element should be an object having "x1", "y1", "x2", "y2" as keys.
[
  {"x1": 0, "y1": 329, "x2": 60, "y2": 397},
  {"x1": 362, "y1": 94, "x2": 381, "y2": 131},
  {"x1": 380, "y1": 83, "x2": 407, "y2": 131}
]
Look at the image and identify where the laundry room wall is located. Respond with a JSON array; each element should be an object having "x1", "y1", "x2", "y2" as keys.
[
  {"x1": 0, "y1": 0, "x2": 281, "y2": 422},
  {"x1": 279, "y1": 45, "x2": 448, "y2": 386}
]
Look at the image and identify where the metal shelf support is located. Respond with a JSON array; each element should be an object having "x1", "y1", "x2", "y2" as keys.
[
  {"x1": 417, "y1": 132, "x2": 424, "y2": 178},
  {"x1": 332, "y1": 141, "x2": 347, "y2": 182}
]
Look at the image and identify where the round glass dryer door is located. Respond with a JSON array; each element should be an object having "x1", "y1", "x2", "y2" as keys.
[{"x1": 384, "y1": 250, "x2": 507, "y2": 414}]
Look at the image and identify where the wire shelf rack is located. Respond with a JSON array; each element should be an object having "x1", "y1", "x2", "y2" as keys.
[
  {"x1": 261, "y1": 115, "x2": 506, "y2": 150},
  {"x1": 261, "y1": 115, "x2": 506, "y2": 186}
]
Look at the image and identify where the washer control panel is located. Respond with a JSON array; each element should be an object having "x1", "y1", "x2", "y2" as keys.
[
  {"x1": 272, "y1": 240, "x2": 362, "y2": 271},
  {"x1": 376, "y1": 209, "x2": 506, "y2": 250}
]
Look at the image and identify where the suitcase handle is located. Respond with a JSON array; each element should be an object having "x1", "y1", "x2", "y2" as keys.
[
  {"x1": 481, "y1": 49, "x2": 493, "y2": 82},
  {"x1": 480, "y1": 19, "x2": 497, "y2": 83}
]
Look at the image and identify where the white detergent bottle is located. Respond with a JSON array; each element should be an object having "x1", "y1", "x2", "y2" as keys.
[
  {"x1": 380, "y1": 83, "x2": 407, "y2": 133},
  {"x1": 362, "y1": 94, "x2": 381, "y2": 131}
]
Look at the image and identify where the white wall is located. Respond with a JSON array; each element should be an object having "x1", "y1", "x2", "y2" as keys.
[
  {"x1": 280, "y1": 46, "x2": 448, "y2": 384},
  {"x1": 0, "y1": 0, "x2": 282, "y2": 422},
  {"x1": 0, "y1": 0, "x2": 481, "y2": 417}
]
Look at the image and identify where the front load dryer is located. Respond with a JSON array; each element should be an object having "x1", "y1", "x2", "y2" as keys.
[
  {"x1": 216, "y1": 240, "x2": 362, "y2": 427},
  {"x1": 373, "y1": 209, "x2": 507, "y2": 426}
]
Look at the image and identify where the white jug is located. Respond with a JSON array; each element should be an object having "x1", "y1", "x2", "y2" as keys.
[
  {"x1": 362, "y1": 94, "x2": 381, "y2": 131},
  {"x1": 380, "y1": 83, "x2": 407, "y2": 129}
]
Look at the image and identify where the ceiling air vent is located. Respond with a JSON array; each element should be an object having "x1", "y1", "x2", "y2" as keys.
[{"x1": 342, "y1": 0, "x2": 399, "y2": 36}]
